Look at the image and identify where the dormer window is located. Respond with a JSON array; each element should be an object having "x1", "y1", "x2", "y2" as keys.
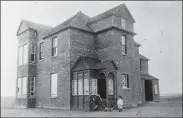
[{"x1": 121, "y1": 18, "x2": 126, "y2": 29}]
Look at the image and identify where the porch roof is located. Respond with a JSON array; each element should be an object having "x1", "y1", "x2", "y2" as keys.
[
  {"x1": 72, "y1": 56, "x2": 118, "y2": 71},
  {"x1": 141, "y1": 74, "x2": 159, "y2": 80}
]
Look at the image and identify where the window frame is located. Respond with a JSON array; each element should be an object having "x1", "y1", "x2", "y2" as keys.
[
  {"x1": 154, "y1": 84, "x2": 158, "y2": 95},
  {"x1": 23, "y1": 44, "x2": 28, "y2": 65},
  {"x1": 17, "y1": 77, "x2": 22, "y2": 98},
  {"x1": 121, "y1": 35, "x2": 127, "y2": 55},
  {"x1": 22, "y1": 77, "x2": 28, "y2": 98},
  {"x1": 52, "y1": 37, "x2": 58, "y2": 57},
  {"x1": 121, "y1": 18, "x2": 126, "y2": 29},
  {"x1": 30, "y1": 43, "x2": 36, "y2": 63},
  {"x1": 50, "y1": 73, "x2": 58, "y2": 97},
  {"x1": 39, "y1": 42, "x2": 44, "y2": 60},
  {"x1": 18, "y1": 46, "x2": 23, "y2": 66},
  {"x1": 122, "y1": 74, "x2": 130, "y2": 89}
]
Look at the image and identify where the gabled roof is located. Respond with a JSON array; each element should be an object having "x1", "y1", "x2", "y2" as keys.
[
  {"x1": 44, "y1": 12, "x2": 93, "y2": 39},
  {"x1": 139, "y1": 54, "x2": 149, "y2": 61},
  {"x1": 141, "y1": 74, "x2": 159, "y2": 80},
  {"x1": 16, "y1": 20, "x2": 53, "y2": 37},
  {"x1": 88, "y1": 3, "x2": 135, "y2": 24}
]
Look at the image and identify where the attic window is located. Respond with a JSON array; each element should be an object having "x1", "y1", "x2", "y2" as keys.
[{"x1": 121, "y1": 18, "x2": 126, "y2": 29}]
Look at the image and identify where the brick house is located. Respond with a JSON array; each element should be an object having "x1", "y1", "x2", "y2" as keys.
[{"x1": 16, "y1": 3, "x2": 160, "y2": 109}]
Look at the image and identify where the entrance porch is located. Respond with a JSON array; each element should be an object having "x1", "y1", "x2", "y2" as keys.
[{"x1": 71, "y1": 57, "x2": 118, "y2": 110}]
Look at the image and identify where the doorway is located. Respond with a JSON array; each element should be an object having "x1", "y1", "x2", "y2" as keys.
[
  {"x1": 145, "y1": 80, "x2": 153, "y2": 101},
  {"x1": 98, "y1": 73, "x2": 106, "y2": 99},
  {"x1": 98, "y1": 79, "x2": 106, "y2": 99}
]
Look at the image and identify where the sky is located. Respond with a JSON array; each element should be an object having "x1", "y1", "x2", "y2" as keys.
[{"x1": 1, "y1": 1, "x2": 182, "y2": 96}]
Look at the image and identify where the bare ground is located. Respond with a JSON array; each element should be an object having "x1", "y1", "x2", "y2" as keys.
[{"x1": 1, "y1": 95, "x2": 182, "y2": 117}]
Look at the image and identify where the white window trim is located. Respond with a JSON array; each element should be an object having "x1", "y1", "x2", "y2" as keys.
[{"x1": 17, "y1": 77, "x2": 22, "y2": 98}]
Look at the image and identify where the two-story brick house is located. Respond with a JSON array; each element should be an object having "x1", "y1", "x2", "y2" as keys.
[{"x1": 16, "y1": 3, "x2": 160, "y2": 109}]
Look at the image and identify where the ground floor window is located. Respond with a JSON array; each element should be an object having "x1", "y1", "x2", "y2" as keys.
[
  {"x1": 72, "y1": 72, "x2": 97, "y2": 95},
  {"x1": 51, "y1": 73, "x2": 58, "y2": 97},
  {"x1": 122, "y1": 74, "x2": 129, "y2": 89},
  {"x1": 17, "y1": 78, "x2": 22, "y2": 97},
  {"x1": 154, "y1": 84, "x2": 158, "y2": 94},
  {"x1": 17, "y1": 77, "x2": 28, "y2": 98}
]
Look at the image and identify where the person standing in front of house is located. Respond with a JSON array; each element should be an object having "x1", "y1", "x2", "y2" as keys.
[{"x1": 117, "y1": 96, "x2": 124, "y2": 112}]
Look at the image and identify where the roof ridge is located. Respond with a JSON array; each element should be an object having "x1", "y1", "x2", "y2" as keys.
[{"x1": 22, "y1": 20, "x2": 53, "y2": 28}]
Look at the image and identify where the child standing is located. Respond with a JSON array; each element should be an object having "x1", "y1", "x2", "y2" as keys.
[{"x1": 117, "y1": 96, "x2": 123, "y2": 112}]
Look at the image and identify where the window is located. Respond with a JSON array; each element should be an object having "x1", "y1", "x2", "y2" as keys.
[
  {"x1": 18, "y1": 46, "x2": 23, "y2": 66},
  {"x1": 31, "y1": 44, "x2": 36, "y2": 63},
  {"x1": 51, "y1": 73, "x2": 58, "y2": 97},
  {"x1": 154, "y1": 84, "x2": 158, "y2": 94},
  {"x1": 108, "y1": 79, "x2": 113, "y2": 95},
  {"x1": 22, "y1": 77, "x2": 27, "y2": 97},
  {"x1": 121, "y1": 35, "x2": 127, "y2": 55},
  {"x1": 91, "y1": 78, "x2": 97, "y2": 95},
  {"x1": 122, "y1": 74, "x2": 129, "y2": 89},
  {"x1": 23, "y1": 44, "x2": 28, "y2": 65},
  {"x1": 78, "y1": 73, "x2": 83, "y2": 95},
  {"x1": 52, "y1": 37, "x2": 58, "y2": 56},
  {"x1": 72, "y1": 80, "x2": 77, "y2": 95},
  {"x1": 84, "y1": 72, "x2": 89, "y2": 95},
  {"x1": 30, "y1": 77, "x2": 35, "y2": 97},
  {"x1": 140, "y1": 59, "x2": 142, "y2": 71},
  {"x1": 121, "y1": 18, "x2": 126, "y2": 29},
  {"x1": 17, "y1": 78, "x2": 22, "y2": 97},
  {"x1": 40, "y1": 42, "x2": 44, "y2": 60}
]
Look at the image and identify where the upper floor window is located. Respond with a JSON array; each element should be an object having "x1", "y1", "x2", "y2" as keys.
[
  {"x1": 52, "y1": 37, "x2": 58, "y2": 56},
  {"x1": 51, "y1": 73, "x2": 58, "y2": 97},
  {"x1": 29, "y1": 77, "x2": 35, "y2": 97},
  {"x1": 30, "y1": 44, "x2": 36, "y2": 63},
  {"x1": 121, "y1": 35, "x2": 127, "y2": 55},
  {"x1": 18, "y1": 44, "x2": 28, "y2": 66},
  {"x1": 121, "y1": 18, "x2": 126, "y2": 29},
  {"x1": 18, "y1": 46, "x2": 23, "y2": 66},
  {"x1": 39, "y1": 42, "x2": 44, "y2": 60},
  {"x1": 122, "y1": 74, "x2": 129, "y2": 89}
]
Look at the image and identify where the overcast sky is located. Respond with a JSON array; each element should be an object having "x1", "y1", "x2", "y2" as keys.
[{"x1": 1, "y1": 1, "x2": 182, "y2": 96}]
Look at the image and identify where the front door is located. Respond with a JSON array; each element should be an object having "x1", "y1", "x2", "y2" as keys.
[
  {"x1": 145, "y1": 80, "x2": 153, "y2": 101},
  {"x1": 98, "y1": 79, "x2": 106, "y2": 99}
]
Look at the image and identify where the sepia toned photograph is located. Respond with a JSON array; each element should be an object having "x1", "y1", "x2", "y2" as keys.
[{"x1": 1, "y1": 1, "x2": 182, "y2": 117}]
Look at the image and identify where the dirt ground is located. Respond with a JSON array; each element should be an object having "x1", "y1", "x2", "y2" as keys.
[{"x1": 1, "y1": 99, "x2": 182, "y2": 117}]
